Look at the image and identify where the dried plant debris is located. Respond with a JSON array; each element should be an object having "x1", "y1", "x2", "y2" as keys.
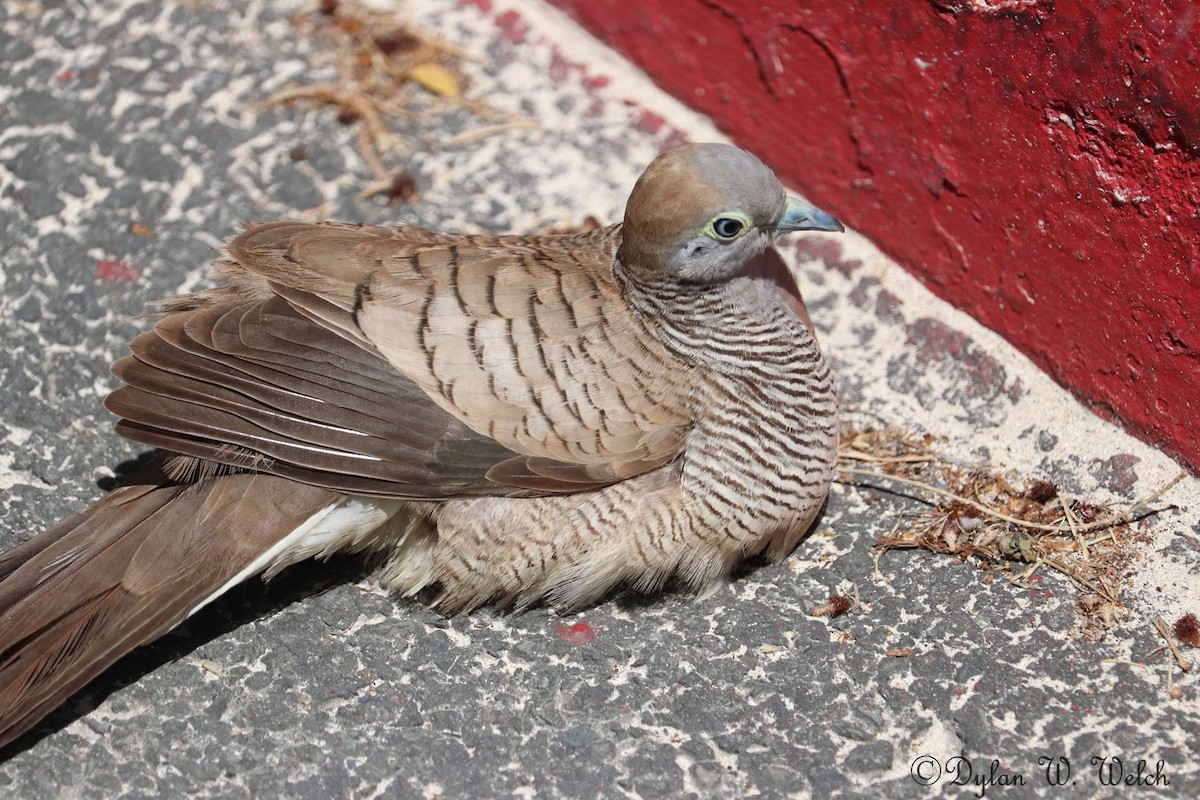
[
  {"x1": 837, "y1": 414, "x2": 1185, "y2": 639},
  {"x1": 378, "y1": 170, "x2": 420, "y2": 206},
  {"x1": 810, "y1": 594, "x2": 852, "y2": 619},
  {"x1": 1152, "y1": 617, "x2": 1193, "y2": 672},
  {"x1": 1176, "y1": 613, "x2": 1200, "y2": 649},
  {"x1": 269, "y1": 1, "x2": 534, "y2": 197}
]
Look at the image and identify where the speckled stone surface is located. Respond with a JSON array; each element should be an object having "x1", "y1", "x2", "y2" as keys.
[{"x1": 1, "y1": 1, "x2": 1197, "y2": 798}]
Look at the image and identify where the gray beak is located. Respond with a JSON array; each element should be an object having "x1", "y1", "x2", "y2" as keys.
[{"x1": 773, "y1": 195, "x2": 844, "y2": 233}]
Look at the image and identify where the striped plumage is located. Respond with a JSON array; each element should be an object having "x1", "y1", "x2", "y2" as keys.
[
  {"x1": 0, "y1": 143, "x2": 842, "y2": 748},
  {"x1": 419, "y1": 271, "x2": 840, "y2": 611}
]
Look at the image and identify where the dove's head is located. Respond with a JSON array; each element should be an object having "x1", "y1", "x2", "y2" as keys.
[{"x1": 619, "y1": 143, "x2": 842, "y2": 283}]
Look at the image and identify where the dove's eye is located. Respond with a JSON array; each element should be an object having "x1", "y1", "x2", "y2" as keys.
[
  {"x1": 713, "y1": 218, "x2": 743, "y2": 238},
  {"x1": 705, "y1": 212, "x2": 753, "y2": 242}
]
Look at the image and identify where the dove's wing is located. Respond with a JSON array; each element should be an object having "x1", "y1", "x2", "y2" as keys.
[{"x1": 105, "y1": 222, "x2": 694, "y2": 498}]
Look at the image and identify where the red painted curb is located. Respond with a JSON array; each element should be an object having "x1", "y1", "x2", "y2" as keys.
[{"x1": 551, "y1": 0, "x2": 1200, "y2": 472}]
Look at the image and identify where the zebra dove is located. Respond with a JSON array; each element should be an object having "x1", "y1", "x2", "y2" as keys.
[{"x1": 0, "y1": 143, "x2": 842, "y2": 748}]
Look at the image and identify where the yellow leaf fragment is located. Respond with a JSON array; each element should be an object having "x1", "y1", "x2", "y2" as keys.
[{"x1": 408, "y1": 62, "x2": 460, "y2": 97}]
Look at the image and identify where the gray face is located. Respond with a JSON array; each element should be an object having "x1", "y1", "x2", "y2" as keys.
[
  {"x1": 666, "y1": 219, "x2": 778, "y2": 282},
  {"x1": 664, "y1": 145, "x2": 788, "y2": 283},
  {"x1": 620, "y1": 144, "x2": 789, "y2": 284}
]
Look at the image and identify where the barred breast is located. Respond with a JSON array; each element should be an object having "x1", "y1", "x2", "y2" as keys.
[{"x1": 388, "y1": 272, "x2": 839, "y2": 610}]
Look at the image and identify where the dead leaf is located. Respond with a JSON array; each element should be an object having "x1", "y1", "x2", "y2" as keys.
[{"x1": 409, "y1": 62, "x2": 459, "y2": 97}]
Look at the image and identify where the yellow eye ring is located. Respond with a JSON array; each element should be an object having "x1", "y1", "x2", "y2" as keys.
[{"x1": 704, "y1": 212, "x2": 754, "y2": 241}]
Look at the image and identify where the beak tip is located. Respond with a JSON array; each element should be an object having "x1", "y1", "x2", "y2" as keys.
[
  {"x1": 805, "y1": 207, "x2": 845, "y2": 234},
  {"x1": 779, "y1": 196, "x2": 845, "y2": 234}
]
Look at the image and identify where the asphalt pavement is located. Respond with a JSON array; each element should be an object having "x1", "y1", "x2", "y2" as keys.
[{"x1": 0, "y1": 0, "x2": 1196, "y2": 797}]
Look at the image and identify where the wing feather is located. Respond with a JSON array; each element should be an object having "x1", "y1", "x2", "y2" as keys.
[{"x1": 107, "y1": 221, "x2": 694, "y2": 498}]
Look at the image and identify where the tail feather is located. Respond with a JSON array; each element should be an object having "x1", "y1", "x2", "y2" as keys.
[
  {"x1": 0, "y1": 474, "x2": 341, "y2": 749},
  {"x1": 0, "y1": 485, "x2": 164, "y2": 617}
]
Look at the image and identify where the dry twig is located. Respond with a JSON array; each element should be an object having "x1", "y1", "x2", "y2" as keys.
[
  {"x1": 838, "y1": 466, "x2": 1183, "y2": 535},
  {"x1": 1153, "y1": 617, "x2": 1193, "y2": 673},
  {"x1": 266, "y1": 1, "x2": 526, "y2": 194},
  {"x1": 836, "y1": 417, "x2": 1184, "y2": 638}
]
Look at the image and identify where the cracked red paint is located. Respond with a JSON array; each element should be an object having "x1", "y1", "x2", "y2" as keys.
[
  {"x1": 95, "y1": 259, "x2": 140, "y2": 283},
  {"x1": 552, "y1": 0, "x2": 1200, "y2": 472},
  {"x1": 634, "y1": 109, "x2": 665, "y2": 135},
  {"x1": 495, "y1": 9, "x2": 528, "y2": 44},
  {"x1": 555, "y1": 620, "x2": 600, "y2": 645}
]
